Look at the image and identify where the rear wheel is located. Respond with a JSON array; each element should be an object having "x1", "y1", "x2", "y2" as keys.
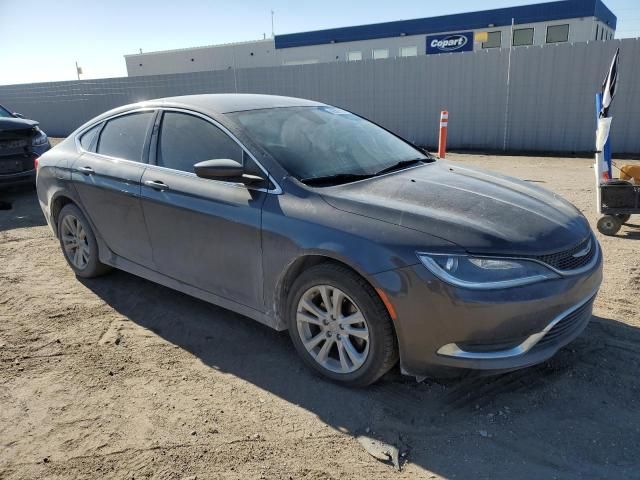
[
  {"x1": 287, "y1": 263, "x2": 398, "y2": 387},
  {"x1": 597, "y1": 215, "x2": 622, "y2": 236},
  {"x1": 57, "y1": 204, "x2": 111, "y2": 278}
]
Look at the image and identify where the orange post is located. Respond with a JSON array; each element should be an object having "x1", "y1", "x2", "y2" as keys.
[{"x1": 438, "y1": 110, "x2": 448, "y2": 158}]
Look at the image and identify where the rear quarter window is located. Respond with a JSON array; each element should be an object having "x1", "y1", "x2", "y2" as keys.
[{"x1": 79, "y1": 124, "x2": 101, "y2": 152}]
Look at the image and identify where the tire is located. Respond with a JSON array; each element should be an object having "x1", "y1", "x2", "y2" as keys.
[
  {"x1": 616, "y1": 214, "x2": 631, "y2": 224},
  {"x1": 57, "y1": 204, "x2": 111, "y2": 278},
  {"x1": 597, "y1": 215, "x2": 622, "y2": 236},
  {"x1": 287, "y1": 263, "x2": 398, "y2": 387}
]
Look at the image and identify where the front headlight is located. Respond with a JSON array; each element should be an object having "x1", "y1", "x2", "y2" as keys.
[
  {"x1": 32, "y1": 127, "x2": 49, "y2": 146},
  {"x1": 417, "y1": 253, "x2": 559, "y2": 290}
]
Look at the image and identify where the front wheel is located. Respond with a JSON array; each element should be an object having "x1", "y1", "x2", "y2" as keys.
[{"x1": 287, "y1": 263, "x2": 398, "y2": 387}]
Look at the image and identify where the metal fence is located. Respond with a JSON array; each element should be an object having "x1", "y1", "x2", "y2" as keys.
[{"x1": 1, "y1": 38, "x2": 638, "y2": 154}]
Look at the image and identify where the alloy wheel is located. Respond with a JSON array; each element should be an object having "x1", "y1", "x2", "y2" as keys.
[
  {"x1": 60, "y1": 214, "x2": 90, "y2": 270},
  {"x1": 296, "y1": 285, "x2": 370, "y2": 374}
]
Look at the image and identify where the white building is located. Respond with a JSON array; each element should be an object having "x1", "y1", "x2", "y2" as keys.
[{"x1": 125, "y1": 0, "x2": 617, "y2": 77}]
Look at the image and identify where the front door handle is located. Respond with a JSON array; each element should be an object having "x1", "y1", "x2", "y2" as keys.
[
  {"x1": 144, "y1": 180, "x2": 170, "y2": 191},
  {"x1": 78, "y1": 166, "x2": 94, "y2": 175}
]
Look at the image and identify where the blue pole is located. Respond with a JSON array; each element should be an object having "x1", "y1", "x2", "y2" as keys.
[{"x1": 595, "y1": 93, "x2": 613, "y2": 179}]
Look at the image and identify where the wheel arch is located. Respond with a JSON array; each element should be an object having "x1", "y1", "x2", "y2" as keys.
[
  {"x1": 50, "y1": 193, "x2": 76, "y2": 237},
  {"x1": 273, "y1": 253, "x2": 397, "y2": 333}
]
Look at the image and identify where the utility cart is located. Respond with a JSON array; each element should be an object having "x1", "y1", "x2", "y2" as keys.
[
  {"x1": 592, "y1": 49, "x2": 637, "y2": 237},
  {"x1": 597, "y1": 180, "x2": 640, "y2": 235}
]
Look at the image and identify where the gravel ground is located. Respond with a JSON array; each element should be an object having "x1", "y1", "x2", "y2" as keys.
[{"x1": 1, "y1": 146, "x2": 639, "y2": 479}]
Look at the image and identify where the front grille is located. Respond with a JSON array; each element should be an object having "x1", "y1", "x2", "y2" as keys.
[
  {"x1": 528, "y1": 236, "x2": 596, "y2": 272},
  {"x1": 534, "y1": 296, "x2": 595, "y2": 349}
]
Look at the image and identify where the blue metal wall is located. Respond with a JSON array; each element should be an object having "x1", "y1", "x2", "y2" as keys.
[{"x1": 274, "y1": 0, "x2": 617, "y2": 49}]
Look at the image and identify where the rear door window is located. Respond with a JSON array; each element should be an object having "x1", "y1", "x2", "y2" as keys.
[
  {"x1": 97, "y1": 111, "x2": 154, "y2": 162},
  {"x1": 157, "y1": 112, "x2": 243, "y2": 173}
]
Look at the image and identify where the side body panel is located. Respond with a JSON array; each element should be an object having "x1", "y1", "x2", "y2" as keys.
[
  {"x1": 70, "y1": 152, "x2": 154, "y2": 266},
  {"x1": 139, "y1": 166, "x2": 267, "y2": 310},
  {"x1": 36, "y1": 140, "x2": 84, "y2": 233}
]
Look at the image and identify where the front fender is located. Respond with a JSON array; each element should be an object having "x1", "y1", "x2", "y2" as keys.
[{"x1": 261, "y1": 191, "x2": 457, "y2": 326}]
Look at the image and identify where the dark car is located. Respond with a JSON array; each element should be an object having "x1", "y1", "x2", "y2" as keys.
[
  {"x1": 35, "y1": 94, "x2": 602, "y2": 386},
  {"x1": 0, "y1": 104, "x2": 51, "y2": 186}
]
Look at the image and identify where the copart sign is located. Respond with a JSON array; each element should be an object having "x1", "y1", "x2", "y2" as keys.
[{"x1": 426, "y1": 32, "x2": 474, "y2": 54}]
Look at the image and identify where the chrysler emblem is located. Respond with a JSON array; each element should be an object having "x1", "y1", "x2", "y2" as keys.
[{"x1": 572, "y1": 241, "x2": 592, "y2": 258}]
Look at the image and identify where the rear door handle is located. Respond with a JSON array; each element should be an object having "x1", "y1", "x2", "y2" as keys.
[
  {"x1": 78, "y1": 166, "x2": 94, "y2": 175},
  {"x1": 144, "y1": 180, "x2": 170, "y2": 191}
]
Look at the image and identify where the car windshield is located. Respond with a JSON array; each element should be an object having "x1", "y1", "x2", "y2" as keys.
[
  {"x1": 229, "y1": 106, "x2": 429, "y2": 182},
  {"x1": 0, "y1": 105, "x2": 14, "y2": 118}
]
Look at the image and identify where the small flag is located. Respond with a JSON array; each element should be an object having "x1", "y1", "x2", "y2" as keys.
[
  {"x1": 600, "y1": 48, "x2": 619, "y2": 118},
  {"x1": 77, "y1": 65, "x2": 83, "y2": 75}
]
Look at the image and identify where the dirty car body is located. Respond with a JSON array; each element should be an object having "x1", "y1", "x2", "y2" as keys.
[
  {"x1": 35, "y1": 94, "x2": 602, "y2": 385},
  {"x1": 0, "y1": 104, "x2": 51, "y2": 186}
]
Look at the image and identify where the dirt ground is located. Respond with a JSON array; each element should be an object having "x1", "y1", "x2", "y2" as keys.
[{"x1": 1, "y1": 146, "x2": 639, "y2": 480}]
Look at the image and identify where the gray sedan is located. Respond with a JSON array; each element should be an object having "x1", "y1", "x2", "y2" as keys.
[{"x1": 36, "y1": 94, "x2": 602, "y2": 386}]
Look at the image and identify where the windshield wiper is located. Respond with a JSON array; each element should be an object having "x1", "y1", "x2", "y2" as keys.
[
  {"x1": 300, "y1": 172, "x2": 374, "y2": 186},
  {"x1": 373, "y1": 158, "x2": 428, "y2": 177},
  {"x1": 300, "y1": 157, "x2": 430, "y2": 186}
]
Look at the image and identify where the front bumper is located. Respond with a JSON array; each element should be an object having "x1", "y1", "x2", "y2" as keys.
[{"x1": 373, "y1": 242, "x2": 603, "y2": 377}]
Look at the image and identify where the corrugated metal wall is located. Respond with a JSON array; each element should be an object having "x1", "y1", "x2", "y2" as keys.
[{"x1": 1, "y1": 38, "x2": 638, "y2": 154}]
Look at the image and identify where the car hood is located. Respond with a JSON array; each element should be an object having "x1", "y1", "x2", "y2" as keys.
[
  {"x1": 0, "y1": 117, "x2": 38, "y2": 132},
  {"x1": 320, "y1": 160, "x2": 591, "y2": 256}
]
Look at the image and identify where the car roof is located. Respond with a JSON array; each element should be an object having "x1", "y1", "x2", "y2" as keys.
[
  {"x1": 142, "y1": 93, "x2": 325, "y2": 114},
  {"x1": 73, "y1": 94, "x2": 329, "y2": 137}
]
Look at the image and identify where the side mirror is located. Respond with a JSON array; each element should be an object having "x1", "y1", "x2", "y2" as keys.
[
  {"x1": 13, "y1": 112, "x2": 24, "y2": 118},
  {"x1": 193, "y1": 159, "x2": 265, "y2": 185}
]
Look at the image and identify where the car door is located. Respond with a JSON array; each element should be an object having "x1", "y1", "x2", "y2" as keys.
[
  {"x1": 71, "y1": 110, "x2": 156, "y2": 267},
  {"x1": 140, "y1": 110, "x2": 268, "y2": 310}
]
